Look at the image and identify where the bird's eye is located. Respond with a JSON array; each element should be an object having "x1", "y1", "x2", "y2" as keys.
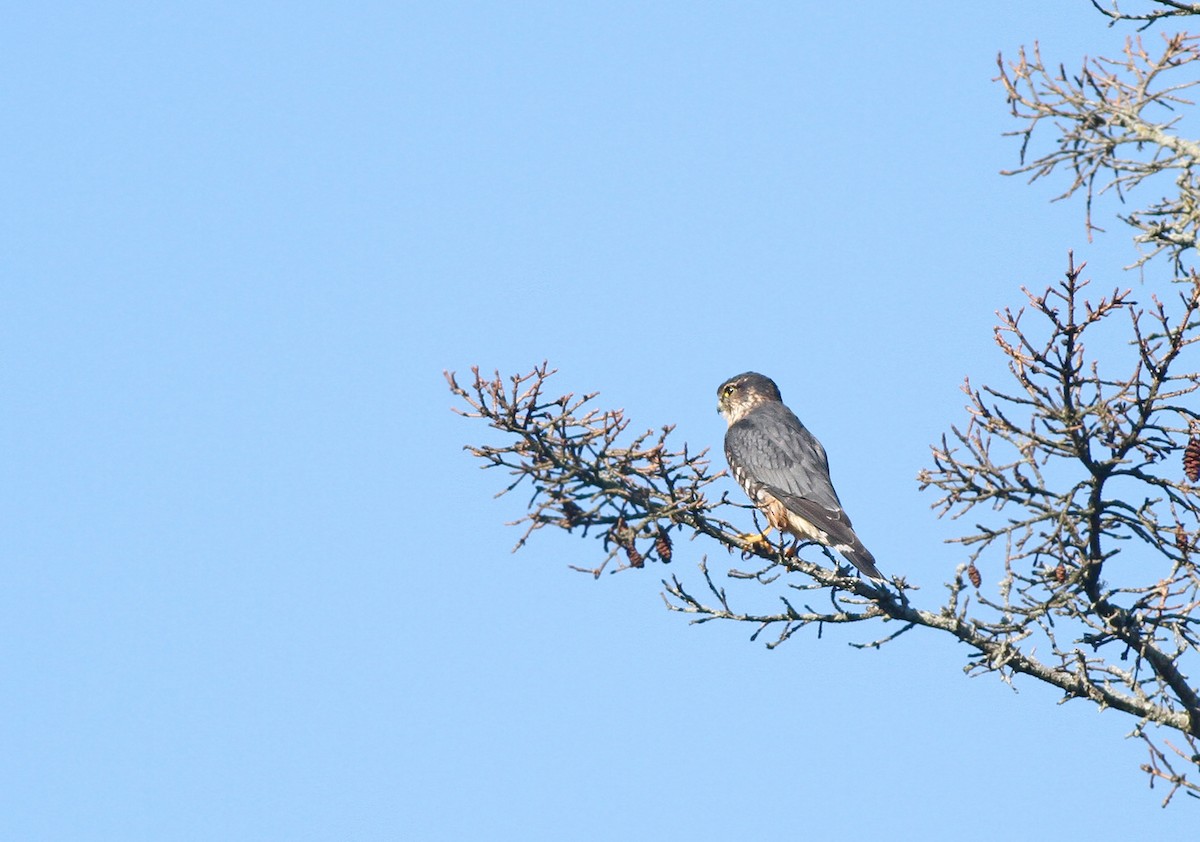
[{"x1": 722, "y1": 384, "x2": 737, "y2": 397}]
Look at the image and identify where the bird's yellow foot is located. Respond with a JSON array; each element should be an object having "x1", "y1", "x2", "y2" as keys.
[{"x1": 735, "y1": 529, "x2": 776, "y2": 554}]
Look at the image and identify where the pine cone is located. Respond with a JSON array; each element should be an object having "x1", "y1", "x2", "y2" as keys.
[
  {"x1": 625, "y1": 545, "x2": 644, "y2": 568},
  {"x1": 967, "y1": 563, "x2": 982, "y2": 588},
  {"x1": 1184, "y1": 436, "x2": 1200, "y2": 482},
  {"x1": 654, "y1": 530, "x2": 672, "y2": 564}
]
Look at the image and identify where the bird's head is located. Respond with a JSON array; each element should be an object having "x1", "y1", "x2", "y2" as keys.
[{"x1": 717, "y1": 372, "x2": 783, "y2": 425}]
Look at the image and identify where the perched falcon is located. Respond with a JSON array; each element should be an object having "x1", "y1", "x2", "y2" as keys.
[{"x1": 717, "y1": 372, "x2": 883, "y2": 581}]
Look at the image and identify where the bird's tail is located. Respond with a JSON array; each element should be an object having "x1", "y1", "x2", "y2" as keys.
[{"x1": 836, "y1": 538, "x2": 884, "y2": 582}]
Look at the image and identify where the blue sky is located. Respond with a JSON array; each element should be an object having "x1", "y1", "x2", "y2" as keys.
[{"x1": 4, "y1": 3, "x2": 1195, "y2": 839}]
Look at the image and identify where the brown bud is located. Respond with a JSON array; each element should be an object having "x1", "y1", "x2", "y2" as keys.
[
  {"x1": 1054, "y1": 562, "x2": 1066, "y2": 584},
  {"x1": 1184, "y1": 436, "x2": 1200, "y2": 482},
  {"x1": 655, "y1": 530, "x2": 672, "y2": 564},
  {"x1": 561, "y1": 500, "x2": 583, "y2": 527},
  {"x1": 606, "y1": 517, "x2": 630, "y2": 551},
  {"x1": 967, "y1": 563, "x2": 982, "y2": 588},
  {"x1": 1176, "y1": 525, "x2": 1190, "y2": 555}
]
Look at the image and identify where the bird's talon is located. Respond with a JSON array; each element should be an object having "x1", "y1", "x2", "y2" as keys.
[{"x1": 735, "y1": 530, "x2": 777, "y2": 554}]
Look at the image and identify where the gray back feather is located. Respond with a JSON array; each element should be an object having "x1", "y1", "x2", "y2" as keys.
[{"x1": 724, "y1": 402, "x2": 843, "y2": 512}]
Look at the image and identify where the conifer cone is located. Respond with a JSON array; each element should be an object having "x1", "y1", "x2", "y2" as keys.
[{"x1": 1184, "y1": 436, "x2": 1200, "y2": 482}]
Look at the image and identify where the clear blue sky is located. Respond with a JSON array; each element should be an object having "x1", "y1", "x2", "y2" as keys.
[{"x1": 4, "y1": 3, "x2": 1194, "y2": 839}]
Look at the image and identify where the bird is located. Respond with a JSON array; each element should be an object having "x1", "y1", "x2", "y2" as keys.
[{"x1": 717, "y1": 371, "x2": 883, "y2": 581}]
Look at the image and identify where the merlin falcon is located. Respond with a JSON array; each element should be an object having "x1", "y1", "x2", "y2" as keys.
[{"x1": 717, "y1": 372, "x2": 883, "y2": 581}]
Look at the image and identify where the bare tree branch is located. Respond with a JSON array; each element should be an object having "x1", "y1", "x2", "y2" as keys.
[
  {"x1": 446, "y1": 3, "x2": 1200, "y2": 805},
  {"x1": 1091, "y1": 1, "x2": 1200, "y2": 30},
  {"x1": 447, "y1": 259, "x2": 1200, "y2": 798},
  {"x1": 997, "y1": 33, "x2": 1200, "y2": 274}
]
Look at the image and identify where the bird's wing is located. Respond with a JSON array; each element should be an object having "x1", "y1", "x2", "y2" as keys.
[
  {"x1": 767, "y1": 488, "x2": 882, "y2": 579},
  {"x1": 766, "y1": 486, "x2": 859, "y2": 546},
  {"x1": 724, "y1": 403, "x2": 844, "y2": 512},
  {"x1": 725, "y1": 404, "x2": 882, "y2": 580}
]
